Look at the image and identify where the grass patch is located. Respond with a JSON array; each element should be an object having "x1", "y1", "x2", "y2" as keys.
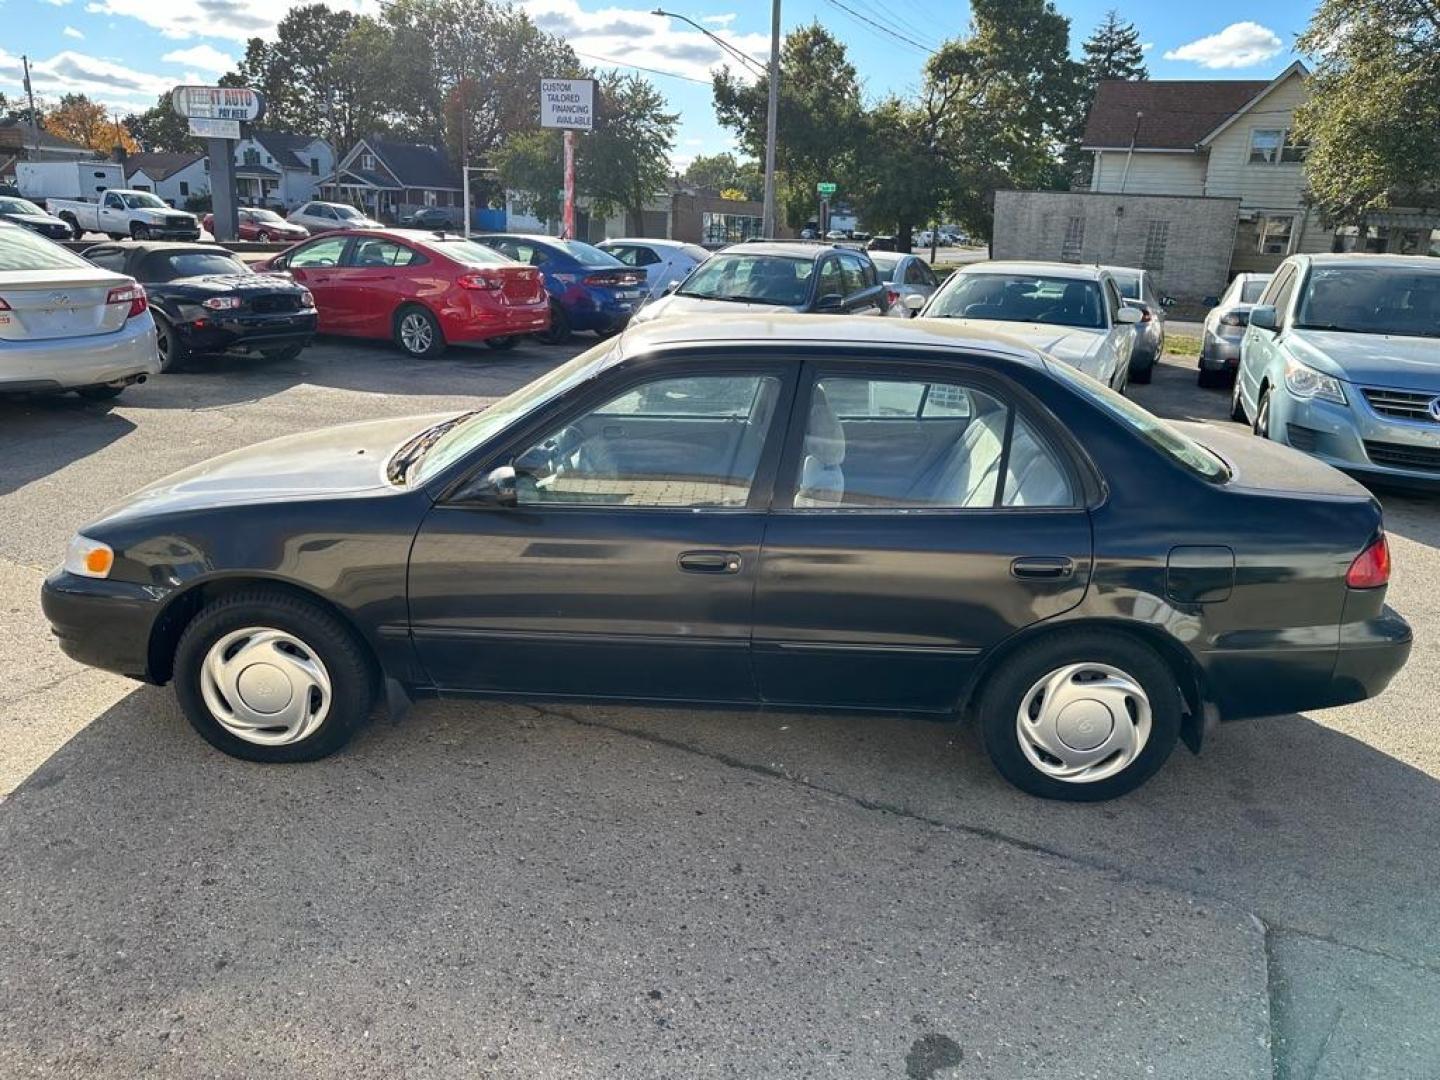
[{"x1": 1165, "y1": 333, "x2": 1202, "y2": 358}]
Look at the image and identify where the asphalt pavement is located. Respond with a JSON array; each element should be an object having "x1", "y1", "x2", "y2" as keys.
[{"x1": 1, "y1": 332, "x2": 1437, "y2": 1079}]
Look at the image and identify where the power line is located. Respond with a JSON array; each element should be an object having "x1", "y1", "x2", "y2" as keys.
[
  {"x1": 821, "y1": 0, "x2": 937, "y2": 56},
  {"x1": 575, "y1": 51, "x2": 713, "y2": 86}
]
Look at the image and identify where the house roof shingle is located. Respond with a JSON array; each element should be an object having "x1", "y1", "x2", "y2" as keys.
[
  {"x1": 252, "y1": 131, "x2": 325, "y2": 170},
  {"x1": 1081, "y1": 79, "x2": 1270, "y2": 150},
  {"x1": 365, "y1": 137, "x2": 462, "y2": 190},
  {"x1": 126, "y1": 151, "x2": 205, "y2": 181},
  {"x1": 0, "y1": 118, "x2": 91, "y2": 154}
]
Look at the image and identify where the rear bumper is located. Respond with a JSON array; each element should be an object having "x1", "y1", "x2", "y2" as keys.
[
  {"x1": 41, "y1": 569, "x2": 166, "y2": 682},
  {"x1": 1200, "y1": 334, "x2": 1243, "y2": 370},
  {"x1": 175, "y1": 310, "x2": 318, "y2": 353},
  {"x1": 561, "y1": 287, "x2": 640, "y2": 332},
  {"x1": 443, "y1": 300, "x2": 550, "y2": 342},
  {"x1": 1207, "y1": 605, "x2": 1412, "y2": 721},
  {"x1": 0, "y1": 316, "x2": 160, "y2": 391}
]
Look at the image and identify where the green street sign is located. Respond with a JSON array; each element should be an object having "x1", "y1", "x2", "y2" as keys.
[{"x1": 817, "y1": 182, "x2": 837, "y2": 195}]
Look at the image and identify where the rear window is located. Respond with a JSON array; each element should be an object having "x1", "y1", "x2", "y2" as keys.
[
  {"x1": 0, "y1": 226, "x2": 91, "y2": 271},
  {"x1": 1240, "y1": 278, "x2": 1269, "y2": 303},
  {"x1": 1045, "y1": 358, "x2": 1231, "y2": 482},
  {"x1": 1110, "y1": 271, "x2": 1142, "y2": 299},
  {"x1": 868, "y1": 253, "x2": 901, "y2": 280},
  {"x1": 425, "y1": 238, "x2": 512, "y2": 266},
  {"x1": 145, "y1": 251, "x2": 249, "y2": 280},
  {"x1": 552, "y1": 240, "x2": 623, "y2": 267}
]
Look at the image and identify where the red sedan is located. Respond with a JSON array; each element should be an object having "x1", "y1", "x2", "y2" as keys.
[
  {"x1": 256, "y1": 228, "x2": 549, "y2": 357},
  {"x1": 202, "y1": 208, "x2": 310, "y2": 242}
]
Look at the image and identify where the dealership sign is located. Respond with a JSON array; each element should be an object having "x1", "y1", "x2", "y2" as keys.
[
  {"x1": 171, "y1": 86, "x2": 264, "y2": 124},
  {"x1": 188, "y1": 117, "x2": 241, "y2": 140},
  {"x1": 539, "y1": 78, "x2": 596, "y2": 132}
]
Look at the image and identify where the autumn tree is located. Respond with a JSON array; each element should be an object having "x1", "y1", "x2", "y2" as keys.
[
  {"x1": 1294, "y1": 0, "x2": 1440, "y2": 222},
  {"x1": 46, "y1": 93, "x2": 137, "y2": 154}
]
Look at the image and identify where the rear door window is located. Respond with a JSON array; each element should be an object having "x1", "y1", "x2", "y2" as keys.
[{"x1": 346, "y1": 238, "x2": 425, "y2": 267}]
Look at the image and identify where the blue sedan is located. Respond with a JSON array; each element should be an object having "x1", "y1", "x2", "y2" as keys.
[{"x1": 473, "y1": 233, "x2": 647, "y2": 343}]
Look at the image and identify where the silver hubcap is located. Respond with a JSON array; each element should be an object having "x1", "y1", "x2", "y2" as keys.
[
  {"x1": 200, "y1": 627, "x2": 332, "y2": 746},
  {"x1": 1016, "y1": 662, "x2": 1151, "y2": 784},
  {"x1": 400, "y1": 313, "x2": 433, "y2": 353}
]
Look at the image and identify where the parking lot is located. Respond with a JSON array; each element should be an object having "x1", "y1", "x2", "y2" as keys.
[{"x1": 2, "y1": 335, "x2": 1438, "y2": 1078}]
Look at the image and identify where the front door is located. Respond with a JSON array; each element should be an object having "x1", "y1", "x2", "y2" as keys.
[
  {"x1": 283, "y1": 234, "x2": 353, "y2": 332},
  {"x1": 409, "y1": 361, "x2": 794, "y2": 701},
  {"x1": 753, "y1": 361, "x2": 1094, "y2": 712}
]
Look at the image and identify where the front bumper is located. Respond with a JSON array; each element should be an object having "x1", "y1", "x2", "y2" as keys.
[
  {"x1": 174, "y1": 310, "x2": 318, "y2": 354},
  {"x1": 42, "y1": 570, "x2": 167, "y2": 681},
  {"x1": 0, "y1": 316, "x2": 160, "y2": 392},
  {"x1": 1268, "y1": 382, "x2": 1440, "y2": 487}
]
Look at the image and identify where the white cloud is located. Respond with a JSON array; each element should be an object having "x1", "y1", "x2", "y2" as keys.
[
  {"x1": 521, "y1": 0, "x2": 768, "y2": 82},
  {"x1": 0, "y1": 46, "x2": 168, "y2": 112},
  {"x1": 701, "y1": 13, "x2": 735, "y2": 26},
  {"x1": 63, "y1": 25, "x2": 84, "y2": 37},
  {"x1": 1141, "y1": 41, "x2": 1154, "y2": 53},
  {"x1": 80, "y1": 0, "x2": 375, "y2": 41},
  {"x1": 161, "y1": 44, "x2": 236, "y2": 72},
  {"x1": 1162, "y1": 21, "x2": 1284, "y2": 69},
  {"x1": 44, "y1": 0, "x2": 73, "y2": 6}
]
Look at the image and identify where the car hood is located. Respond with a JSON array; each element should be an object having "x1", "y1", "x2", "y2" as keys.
[
  {"x1": 3, "y1": 212, "x2": 67, "y2": 228},
  {"x1": 631, "y1": 293, "x2": 799, "y2": 324},
  {"x1": 92, "y1": 413, "x2": 453, "y2": 525},
  {"x1": 1287, "y1": 329, "x2": 1440, "y2": 391},
  {"x1": 939, "y1": 319, "x2": 1106, "y2": 362}
]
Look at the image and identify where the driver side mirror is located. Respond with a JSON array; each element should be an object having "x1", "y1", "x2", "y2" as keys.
[
  {"x1": 1248, "y1": 305, "x2": 1278, "y2": 332},
  {"x1": 1159, "y1": 295, "x2": 1176, "y2": 308},
  {"x1": 814, "y1": 293, "x2": 845, "y2": 313},
  {"x1": 663, "y1": 279, "x2": 682, "y2": 295},
  {"x1": 904, "y1": 293, "x2": 926, "y2": 315},
  {"x1": 455, "y1": 464, "x2": 517, "y2": 507},
  {"x1": 1115, "y1": 305, "x2": 1143, "y2": 325}
]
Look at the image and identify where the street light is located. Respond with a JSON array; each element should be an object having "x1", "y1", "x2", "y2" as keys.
[{"x1": 653, "y1": 6, "x2": 780, "y2": 238}]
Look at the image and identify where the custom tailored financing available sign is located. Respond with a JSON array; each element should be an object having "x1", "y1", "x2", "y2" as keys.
[
  {"x1": 539, "y1": 79, "x2": 596, "y2": 132},
  {"x1": 171, "y1": 86, "x2": 264, "y2": 124},
  {"x1": 188, "y1": 117, "x2": 242, "y2": 139}
]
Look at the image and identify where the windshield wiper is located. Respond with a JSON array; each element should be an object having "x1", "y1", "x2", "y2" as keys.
[{"x1": 386, "y1": 411, "x2": 477, "y2": 484}]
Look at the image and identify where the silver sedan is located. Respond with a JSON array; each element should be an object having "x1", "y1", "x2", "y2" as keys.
[
  {"x1": 867, "y1": 251, "x2": 940, "y2": 317},
  {"x1": 0, "y1": 222, "x2": 158, "y2": 400}
]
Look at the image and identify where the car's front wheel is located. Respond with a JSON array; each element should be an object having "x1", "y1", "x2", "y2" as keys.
[
  {"x1": 1230, "y1": 375, "x2": 1248, "y2": 422},
  {"x1": 1253, "y1": 385, "x2": 1273, "y2": 439},
  {"x1": 978, "y1": 630, "x2": 1181, "y2": 801},
  {"x1": 173, "y1": 588, "x2": 376, "y2": 763}
]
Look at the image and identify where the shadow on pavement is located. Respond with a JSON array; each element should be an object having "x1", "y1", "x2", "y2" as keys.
[{"x1": 0, "y1": 396, "x2": 136, "y2": 498}]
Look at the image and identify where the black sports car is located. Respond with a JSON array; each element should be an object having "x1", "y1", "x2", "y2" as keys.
[
  {"x1": 0, "y1": 196, "x2": 73, "y2": 240},
  {"x1": 81, "y1": 241, "x2": 317, "y2": 369},
  {"x1": 40, "y1": 316, "x2": 1411, "y2": 801}
]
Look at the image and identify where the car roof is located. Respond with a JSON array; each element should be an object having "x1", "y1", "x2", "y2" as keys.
[
  {"x1": 718, "y1": 242, "x2": 849, "y2": 259},
  {"x1": 1097, "y1": 264, "x2": 1144, "y2": 277},
  {"x1": 617, "y1": 312, "x2": 1046, "y2": 368},
  {"x1": 601, "y1": 237, "x2": 692, "y2": 251},
  {"x1": 82, "y1": 241, "x2": 229, "y2": 255},
  {"x1": 1297, "y1": 252, "x2": 1440, "y2": 271},
  {"x1": 962, "y1": 260, "x2": 1109, "y2": 281}
]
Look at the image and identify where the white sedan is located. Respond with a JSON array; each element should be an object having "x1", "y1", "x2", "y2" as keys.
[
  {"x1": 597, "y1": 238, "x2": 709, "y2": 300},
  {"x1": 916, "y1": 261, "x2": 1140, "y2": 391}
]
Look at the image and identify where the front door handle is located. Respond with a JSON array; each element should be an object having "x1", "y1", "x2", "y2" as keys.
[
  {"x1": 678, "y1": 550, "x2": 742, "y2": 574},
  {"x1": 1011, "y1": 556, "x2": 1074, "y2": 579}
]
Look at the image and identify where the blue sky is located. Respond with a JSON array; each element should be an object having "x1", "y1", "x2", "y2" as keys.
[{"x1": 1, "y1": 0, "x2": 1313, "y2": 166}]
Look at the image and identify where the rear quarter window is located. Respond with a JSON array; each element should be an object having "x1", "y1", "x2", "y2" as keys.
[{"x1": 0, "y1": 227, "x2": 93, "y2": 271}]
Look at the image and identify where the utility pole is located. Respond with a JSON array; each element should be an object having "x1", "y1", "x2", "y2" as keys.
[
  {"x1": 761, "y1": 0, "x2": 780, "y2": 237},
  {"x1": 21, "y1": 54, "x2": 40, "y2": 159},
  {"x1": 460, "y1": 80, "x2": 470, "y2": 238}
]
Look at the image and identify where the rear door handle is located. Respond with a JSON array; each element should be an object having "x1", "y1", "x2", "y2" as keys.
[
  {"x1": 679, "y1": 550, "x2": 742, "y2": 574},
  {"x1": 1011, "y1": 556, "x2": 1074, "y2": 579}
]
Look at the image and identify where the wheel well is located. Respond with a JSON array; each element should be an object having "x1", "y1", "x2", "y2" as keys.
[
  {"x1": 958, "y1": 618, "x2": 1207, "y2": 727},
  {"x1": 147, "y1": 576, "x2": 382, "y2": 691}
]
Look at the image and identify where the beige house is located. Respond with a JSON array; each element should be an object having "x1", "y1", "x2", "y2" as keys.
[{"x1": 1083, "y1": 62, "x2": 1440, "y2": 276}]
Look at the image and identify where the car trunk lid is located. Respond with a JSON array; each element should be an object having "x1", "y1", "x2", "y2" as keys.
[
  {"x1": 497, "y1": 266, "x2": 546, "y2": 305},
  {"x1": 0, "y1": 268, "x2": 132, "y2": 341}
]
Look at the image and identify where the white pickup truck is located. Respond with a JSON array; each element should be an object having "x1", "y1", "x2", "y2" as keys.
[{"x1": 48, "y1": 189, "x2": 201, "y2": 241}]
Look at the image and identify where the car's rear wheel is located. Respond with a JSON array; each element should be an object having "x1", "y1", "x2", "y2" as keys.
[
  {"x1": 1230, "y1": 375, "x2": 1248, "y2": 422},
  {"x1": 534, "y1": 301, "x2": 571, "y2": 345},
  {"x1": 153, "y1": 315, "x2": 188, "y2": 372},
  {"x1": 173, "y1": 588, "x2": 375, "y2": 763},
  {"x1": 393, "y1": 304, "x2": 445, "y2": 358},
  {"x1": 485, "y1": 335, "x2": 519, "y2": 351},
  {"x1": 978, "y1": 630, "x2": 1181, "y2": 801}
]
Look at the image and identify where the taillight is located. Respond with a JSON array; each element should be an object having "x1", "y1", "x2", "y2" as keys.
[
  {"x1": 1346, "y1": 533, "x2": 1391, "y2": 589},
  {"x1": 1220, "y1": 312, "x2": 1248, "y2": 327},
  {"x1": 106, "y1": 283, "x2": 147, "y2": 318},
  {"x1": 457, "y1": 271, "x2": 504, "y2": 290},
  {"x1": 584, "y1": 271, "x2": 643, "y2": 288},
  {"x1": 886, "y1": 288, "x2": 900, "y2": 307},
  {"x1": 1138, "y1": 308, "x2": 1152, "y2": 322}
]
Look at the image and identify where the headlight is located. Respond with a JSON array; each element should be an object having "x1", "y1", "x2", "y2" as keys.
[
  {"x1": 202, "y1": 296, "x2": 242, "y2": 311},
  {"x1": 1283, "y1": 356, "x2": 1347, "y2": 404},
  {"x1": 300, "y1": 288, "x2": 315, "y2": 308},
  {"x1": 64, "y1": 534, "x2": 114, "y2": 579}
]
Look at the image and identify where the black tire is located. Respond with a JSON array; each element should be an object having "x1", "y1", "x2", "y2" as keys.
[
  {"x1": 393, "y1": 304, "x2": 445, "y2": 358},
  {"x1": 534, "y1": 301, "x2": 571, "y2": 345},
  {"x1": 1229, "y1": 375, "x2": 1248, "y2": 422},
  {"x1": 59, "y1": 213, "x2": 79, "y2": 238},
  {"x1": 485, "y1": 335, "x2": 520, "y2": 351},
  {"x1": 1129, "y1": 361, "x2": 1153, "y2": 384},
  {"x1": 173, "y1": 588, "x2": 376, "y2": 763},
  {"x1": 260, "y1": 342, "x2": 305, "y2": 362},
  {"x1": 1253, "y1": 385, "x2": 1273, "y2": 439},
  {"x1": 1197, "y1": 367, "x2": 1225, "y2": 389},
  {"x1": 131, "y1": 222, "x2": 150, "y2": 240},
  {"x1": 76, "y1": 383, "x2": 125, "y2": 401},
  {"x1": 977, "y1": 630, "x2": 1182, "y2": 802},
  {"x1": 153, "y1": 314, "x2": 188, "y2": 372},
  {"x1": 257, "y1": 230, "x2": 272, "y2": 242}
]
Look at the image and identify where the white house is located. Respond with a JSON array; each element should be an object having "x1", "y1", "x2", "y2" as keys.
[
  {"x1": 125, "y1": 151, "x2": 210, "y2": 207},
  {"x1": 1083, "y1": 61, "x2": 1440, "y2": 273},
  {"x1": 232, "y1": 132, "x2": 333, "y2": 209}
]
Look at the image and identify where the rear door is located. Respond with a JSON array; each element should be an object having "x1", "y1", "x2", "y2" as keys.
[
  {"x1": 753, "y1": 358, "x2": 1093, "y2": 711},
  {"x1": 409, "y1": 358, "x2": 796, "y2": 700},
  {"x1": 334, "y1": 236, "x2": 426, "y2": 336}
]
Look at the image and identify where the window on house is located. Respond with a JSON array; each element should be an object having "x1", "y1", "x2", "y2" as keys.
[
  {"x1": 361, "y1": 153, "x2": 376, "y2": 170},
  {"x1": 1060, "y1": 215, "x2": 1085, "y2": 262},
  {"x1": 1248, "y1": 129, "x2": 1284, "y2": 164},
  {"x1": 179, "y1": 181, "x2": 189, "y2": 197},
  {"x1": 1280, "y1": 133, "x2": 1309, "y2": 163},
  {"x1": 310, "y1": 157, "x2": 319, "y2": 175},
  {"x1": 1142, "y1": 220, "x2": 1169, "y2": 271},
  {"x1": 1258, "y1": 214, "x2": 1294, "y2": 255},
  {"x1": 243, "y1": 148, "x2": 259, "y2": 165}
]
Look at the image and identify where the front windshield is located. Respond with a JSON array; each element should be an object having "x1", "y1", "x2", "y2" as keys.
[
  {"x1": 1046, "y1": 358, "x2": 1230, "y2": 481},
  {"x1": 122, "y1": 192, "x2": 168, "y2": 210},
  {"x1": 1295, "y1": 265, "x2": 1440, "y2": 338},
  {"x1": 678, "y1": 253, "x2": 814, "y2": 306},
  {"x1": 412, "y1": 340, "x2": 621, "y2": 483},
  {"x1": 929, "y1": 272, "x2": 1106, "y2": 330},
  {"x1": 1240, "y1": 278, "x2": 1269, "y2": 303},
  {"x1": 0, "y1": 198, "x2": 45, "y2": 216}
]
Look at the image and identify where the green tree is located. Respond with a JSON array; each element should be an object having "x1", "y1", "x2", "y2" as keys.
[
  {"x1": 1294, "y1": 0, "x2": 1440, "y2": 222},
  {"x1": 1082, "y1": 10, "x2": 1148, "y2": 84},
  {"x1": 852, "y1": 95, "x2": 953, "y2": 251},
  {"x1": 713, "y1": 24, "x2": 864, "y2": 226},
  {"x1": 496, "y1": 72, "x2": 678, "y2": 234},
  {"x1": 123, "y1": 92, "x2": 199, "y2": 153},
  {"x1": 681, "y1": 152, "x2": 763, "y2": 199}
]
